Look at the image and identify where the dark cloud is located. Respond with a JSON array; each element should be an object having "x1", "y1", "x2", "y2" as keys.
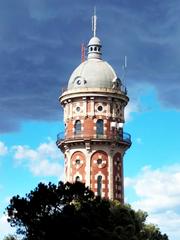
[{"x1": 0, "y1": 0, "x2": 180, "y2": 133}]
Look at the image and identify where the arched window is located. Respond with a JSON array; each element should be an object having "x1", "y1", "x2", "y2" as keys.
[
  {"x1": 75, "y1": 120, "x2": 81, "y2": 135},
  {"x1": 96, "y1": 119, "x2": 103, "y2": 135},
  {"x1": 75, "y1": 176, "x2": 80, "y2": 182},
  {"x1": 97, "y1": 175, "x2": 102, "y2": 197}
]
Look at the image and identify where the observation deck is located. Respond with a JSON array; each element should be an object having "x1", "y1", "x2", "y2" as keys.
[{"x1": 56, "y1": 131, "x2": 131, "y2": 151}]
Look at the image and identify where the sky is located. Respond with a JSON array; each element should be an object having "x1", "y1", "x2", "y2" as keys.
[{"x1": 0, "y1": 0, "x2": 180, "y2": 239}]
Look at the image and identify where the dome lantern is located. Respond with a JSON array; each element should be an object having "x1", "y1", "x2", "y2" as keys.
[{"x1": 87, "y1": 36, "x2": 102, "y2": 59}]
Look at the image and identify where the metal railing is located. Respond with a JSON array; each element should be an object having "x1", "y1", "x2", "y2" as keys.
[
  {"x1": 57, "y1": 131, "x2": 131, "y2": 145},
  {"x1": 61, "y1": 85, "x2": 128, "y2": 95}
]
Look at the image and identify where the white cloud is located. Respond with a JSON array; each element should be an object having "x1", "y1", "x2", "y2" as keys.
[
  {"x1": 124, "y1": 101, "x2": 140, "y2": 121},
  {"x1": 129, "y1": 165, "x2": 180, "y2": 212},
  {"x1": 0, "y1": 141, "x2": 8, "y2": 156},
  {"x1": 124, "y1": 177, "x2": 136, "y2": 188},
  {"x1": 0, "y1": 214, "x2": 16, "y2": 239},
  {"x1": 125, "y1": 164, "x2": 180, "y2": 240},
  {"x1": 12, "y1": 140, "x2": 64, "y2": 180},
  {"x1": 148, "y1": 211, "x2": 180, "y2": 240}
]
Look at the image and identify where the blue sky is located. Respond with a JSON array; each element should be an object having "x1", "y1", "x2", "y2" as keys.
[{"x1": 0, "y1": 0, "x2": 180, "y2": 239}]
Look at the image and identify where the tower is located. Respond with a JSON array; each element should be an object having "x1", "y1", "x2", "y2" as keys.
[{"x1": 57, "y1": 12, "x2": 131, "y2": 203}]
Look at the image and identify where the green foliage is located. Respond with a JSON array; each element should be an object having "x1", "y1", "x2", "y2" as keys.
[
  {"x1": 141, "y1": 223, "x2": 169, "y2": 240},
  {"x1": 6, "y1": 181, "x2": 169, "y2": 240}
]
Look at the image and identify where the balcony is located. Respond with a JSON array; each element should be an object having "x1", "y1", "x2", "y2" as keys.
[
  {"x1": 56, "y1": 131, "x2": 131, "y2": 146},
  {"x1": 61, "y1": 85, "x2": 128, "y2": 96}
]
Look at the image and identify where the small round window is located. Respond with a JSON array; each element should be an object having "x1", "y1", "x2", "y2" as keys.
[
  {"x1": 76, "y1": 106, "x2": 80, "y2": 112},
  {"x1": 97, "y1": 159, "x2": 102, "y2": 165},
  {"x1": 75, "y1": 159, "x2": 80, "y2": 165},
  {"x1": 76, "y1": 79, "x2": 81, "y2": 85},
  {"x1": 97, "y1": 105, "x2": 103, "y2": 112}
]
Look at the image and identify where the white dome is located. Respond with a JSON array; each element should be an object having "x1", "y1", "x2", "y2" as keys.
[
  {"x1": 88, "y1": 36, "x2": 101, "y2": 46},
  {"x1": 67, "y1": 58, "x2": 118, "y2": 90}
]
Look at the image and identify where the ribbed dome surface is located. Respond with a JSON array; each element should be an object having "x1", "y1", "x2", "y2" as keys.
[{"x1": 67, "y1": 58, "x2": 117, "y2": 90}]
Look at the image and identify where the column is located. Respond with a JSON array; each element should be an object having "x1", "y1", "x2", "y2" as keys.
[
  {"x1": 85, "y1": 150, "x2": 91, "y2": 187},
  {"x1": 90, "y1": 97, "x2": 94, "y2": 117},
  {"x1": 108, "y1": 152, "x2": 114, "y2": 199}
]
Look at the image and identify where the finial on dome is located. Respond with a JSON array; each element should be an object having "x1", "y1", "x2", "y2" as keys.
[
  {"x1": 92, "y1": 7, "x2": 97, "y2": 37},
  {"x1": 88, "y1": 8, "x2": 102, "y2": 59}
]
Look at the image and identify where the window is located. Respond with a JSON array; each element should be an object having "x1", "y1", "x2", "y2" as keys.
[
  {"x1": 97, "y1": 159, "x2": 102, "y2": 165},
  {"x1": 97, "y1": 175, "x2": 102, "y2": 197},
  {"x1": 96, "y1": 119, "x2": 103, "y2": 135},
  {"x1": 76, "y1": 106, "x2": 80, "y2": 112},
  {"x1": 75, "y1": 176, "x2": 80, "y2": 182},
  {"x1": 75, "y1": 120, "x2": 81, "y2": 134},
  {"x1": 76, "y1": 79, "x2": 81, "y2": 85},
  {"x1": 97, "y1": 105, "x2": 103, "y2": 112},
  {"x1": 75, "y1": 159, "x2": 80, "y2": 165}
]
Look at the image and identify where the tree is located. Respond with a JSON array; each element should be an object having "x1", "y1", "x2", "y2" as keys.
[
  {"x1": 141, "y1": 223, "x2": 169, "y2": 240},
  {"x1": 6, "y1": 181, "x2": 169, "y2": 240},
  {"x1": 3, "y1": 234, "x2": 18, "y2": 240}
]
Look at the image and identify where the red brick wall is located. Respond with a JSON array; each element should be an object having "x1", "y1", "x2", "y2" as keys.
[
  {"x1": 83, "y1": 118, "x2": 95, "y2": 137},
  {"x1": 90, "y1": 150, "x2": 109, "y2": 198},
  {"x1": 66, "y1": 120, "x2": 74, "y2": 139},
  {"x1": 70, "y1": 151, "x2": 86, "y2": 182}
]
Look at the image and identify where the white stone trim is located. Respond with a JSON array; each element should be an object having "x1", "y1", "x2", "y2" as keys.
[
  {"x1": 69, "y1": 102, "x2": 73, "y2": 118},
  {"x1": 108, "y1": 154, "x2": 113, "y2": 199},
  {"x1": 90, "y1": 98, "x2": 94, "y2": 116},
  {"x1": 101, "y1": 192, "x2": 105, "y2": 197},
  {"x1": 115, "y1": 175, "x2": 121, "y2": 181},
  {"x1": 85, "y1": 151, "x2": 91, "y2": 187}
]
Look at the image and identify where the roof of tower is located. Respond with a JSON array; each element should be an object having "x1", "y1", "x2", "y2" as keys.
[
  {"x1": 67, "y1": 10, "x2": 124, "y2": 92},
  {"x1": 67, "y1": 58, "x2": 119, "y2": 90}
]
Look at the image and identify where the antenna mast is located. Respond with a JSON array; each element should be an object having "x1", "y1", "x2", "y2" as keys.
[
  {"x1": 81, "y1": 43, "x2": 85, "y2": 62},
  {"x1": 122, "y1": 56, "x2": 128, "y2": 92},
  {"x1": 92, "y1": 7, "x2": 97, "y2": 37}
]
